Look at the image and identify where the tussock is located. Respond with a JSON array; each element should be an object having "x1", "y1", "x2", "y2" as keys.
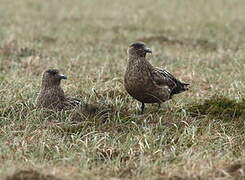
[{"x1": 185, "y1": 95, "x2": 245, "y2": 119}]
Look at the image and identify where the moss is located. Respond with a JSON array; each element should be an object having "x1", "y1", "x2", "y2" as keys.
[{"x1": 185, "y1": 95, "x2": 245, "y2": 119}]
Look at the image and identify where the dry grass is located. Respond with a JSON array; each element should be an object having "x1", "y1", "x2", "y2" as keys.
[{"x1": 0, "y1": 0, "x2": 244, "y2": 179}]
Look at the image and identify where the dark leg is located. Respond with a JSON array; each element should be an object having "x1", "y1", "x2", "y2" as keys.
[
  {"x1": 158, "y1": 103, "x2": 161, "y2": 108},
  {"x1": 141, "y1": 103, "x2": 145, "y2": 113}
]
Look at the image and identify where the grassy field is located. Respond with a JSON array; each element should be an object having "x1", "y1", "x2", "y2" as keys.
[{"x1": 0, "y1": 0, "x2": 244, "y2": 179}]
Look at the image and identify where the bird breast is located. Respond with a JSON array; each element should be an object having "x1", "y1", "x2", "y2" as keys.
[{"x1": 124, "y1": 60, "x2": 156, "y2": 100}]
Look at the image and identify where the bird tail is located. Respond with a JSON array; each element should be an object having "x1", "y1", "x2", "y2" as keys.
[
  {"x1": 171, "y1": 82, "x2": 189, "y2": 96},
  {"x1": 182, "y1": 82, "x2": 190, "y2": 90}
]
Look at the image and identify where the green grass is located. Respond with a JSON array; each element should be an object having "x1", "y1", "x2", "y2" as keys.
[
  {"x1": 185, "y1": 95, "x2": 245, "y2": 119},
  {"x1": 0, "y1": 0, "x2": 245, "y2": 179}
]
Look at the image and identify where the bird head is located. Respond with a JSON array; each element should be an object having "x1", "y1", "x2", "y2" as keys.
[
  {"x1": 41, "y1": 69, "x2": 67, "y2": 88},
  {"x1": 127, "y1": 42, "x2": 152, "y2": 57}
]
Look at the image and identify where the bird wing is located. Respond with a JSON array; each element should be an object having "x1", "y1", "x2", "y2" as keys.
[
  {"x1": 64, "y1": 97, "x2": 81, "y2": 107},
  {"x1": 152, "y1": 68, "x2": 176, "y2": 88},
  {"x1": 152, "y1": 67, "x2": 189, "y2": 95}
]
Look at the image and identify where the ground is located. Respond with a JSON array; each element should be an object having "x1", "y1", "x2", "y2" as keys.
[{"x1": 0, "y1": 0, "x2": 244, "y2": 179}]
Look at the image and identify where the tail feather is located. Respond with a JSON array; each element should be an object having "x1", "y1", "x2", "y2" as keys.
[{"x1": 171, "y1": 82, "x2": 189, "y2": 95}]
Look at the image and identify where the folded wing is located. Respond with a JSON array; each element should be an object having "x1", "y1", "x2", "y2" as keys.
[
  {"x1": 63, "y1": 97, "x2": 81, "y2": 109},
  {"x1": 152, "y1": 67, "x2": 189, "y2": 96}
]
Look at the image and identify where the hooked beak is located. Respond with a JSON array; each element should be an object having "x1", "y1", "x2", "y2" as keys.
[
  {"x1": 144, "y1": 47, "x2": 152, "y2": 54},
  {"x1": 58, "y1": 74, "x2": 67, "y2": 80}
]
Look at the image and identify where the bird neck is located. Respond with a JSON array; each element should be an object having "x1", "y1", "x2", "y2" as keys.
[
  {"x1": 41, "y1": 78, "x2": 62, "y2": 89},
  {"x1": 128, "y1": 55, "x2": 147, "y2": 67},
  {"x1": 41, "y1": 84, "x2": 66, "y2": 99},
  {"x1": 128, "y1": 53, "x2": 146, "y2": 59},
  {"x1": 41, "y1": 83, "x2": 63, "y2": 91}
]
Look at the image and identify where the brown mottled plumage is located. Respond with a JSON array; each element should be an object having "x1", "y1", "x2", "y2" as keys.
[
  {"x1": 124, "y1": 42, "x2": 189, "y2": 113},
  {"x1": 36, "y1": 69, "x2": 80, "y2": 111}
]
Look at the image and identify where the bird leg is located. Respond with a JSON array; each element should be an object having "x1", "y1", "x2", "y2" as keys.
[
  {"x1": 158, "y1": 103, "x2": 161, "y2": 108},
  {"x1": 141, "y1": 103, "x2": 145, "y2": 113}
]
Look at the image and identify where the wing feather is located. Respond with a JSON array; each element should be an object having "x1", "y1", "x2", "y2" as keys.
[{"x1": 152, "y1": 67, "x2": 189, "y2": 95}]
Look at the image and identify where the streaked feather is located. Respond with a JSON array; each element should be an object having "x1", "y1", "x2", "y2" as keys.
[{"x1": 153, "y1": 67, "x2": 189, "y2": 96}]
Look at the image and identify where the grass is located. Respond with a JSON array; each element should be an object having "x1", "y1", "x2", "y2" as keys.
[
  {"x1": 0, "y1": 0, "x2": 245, "y2": 179},
  {"x1": 185, "y1": 95, "x2": 245, "y2": 119}
]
